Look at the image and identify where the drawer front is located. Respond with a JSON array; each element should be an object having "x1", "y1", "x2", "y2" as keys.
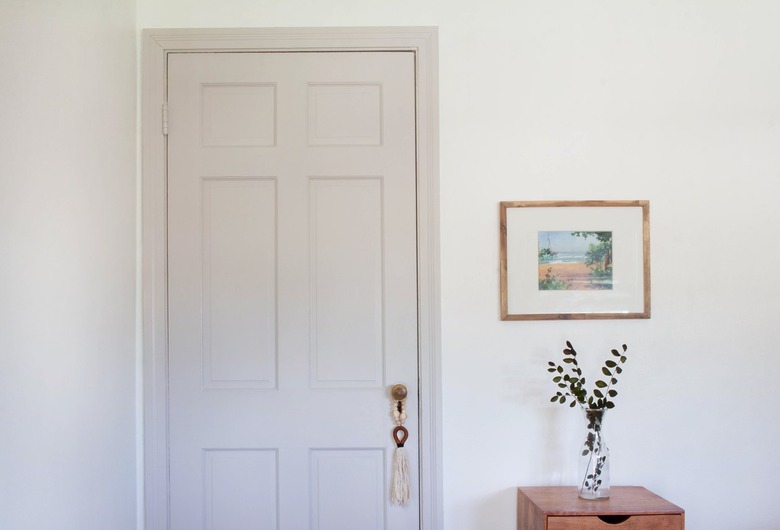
[{"x1": 547, "y1": 514, "x2": 683, "y2": 530}]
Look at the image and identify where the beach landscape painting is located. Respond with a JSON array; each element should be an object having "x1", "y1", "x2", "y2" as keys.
[
  {"x1": 500, "y1": 200, "x2": 649, "y2": 320},
  {"x1": 538, "y1": 231, "x2": 613, "y2": 290}
]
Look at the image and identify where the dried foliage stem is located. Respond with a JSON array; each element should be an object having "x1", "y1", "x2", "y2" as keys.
[{"x1": 547, "y1": 341, "x2": 629, "y2": 410}]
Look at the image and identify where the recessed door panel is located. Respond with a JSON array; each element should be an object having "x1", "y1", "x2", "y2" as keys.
[
  {"x1": 309, "y1": 178, "x2": 384, "y2": 388},
  {"x1": 202, "y1": 178, "x2": 277, "y2": 390}
]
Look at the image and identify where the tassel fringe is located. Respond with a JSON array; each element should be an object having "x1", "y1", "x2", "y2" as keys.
[{"x1": 391, "y1": 446, "x2": 410, "y2": 505}]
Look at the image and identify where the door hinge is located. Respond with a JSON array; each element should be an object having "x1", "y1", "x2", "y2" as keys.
[{"x1": 162, "y1": 102, "x2": 169, "y2": 136}]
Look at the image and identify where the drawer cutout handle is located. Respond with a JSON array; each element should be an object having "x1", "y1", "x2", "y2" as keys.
[{"x1": 597, "y1": 515, "x2": 631, "y2": 525}]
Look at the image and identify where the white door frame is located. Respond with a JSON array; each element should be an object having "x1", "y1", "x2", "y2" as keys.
[{"x1": 141, "y1": 27, "x2": 441, "y2": 530}]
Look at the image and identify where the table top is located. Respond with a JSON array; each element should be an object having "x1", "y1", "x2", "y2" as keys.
[{"x1": 518, "y1": 486, "x2": 684, "y2": 516}]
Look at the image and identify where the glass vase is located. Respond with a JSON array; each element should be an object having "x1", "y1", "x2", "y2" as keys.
[{"x1": 579, "y1": 408, "x2": 610, "y2": 500}]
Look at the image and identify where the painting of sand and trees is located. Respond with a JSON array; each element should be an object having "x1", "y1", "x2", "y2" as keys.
[{"x1": 538, "y1": 231, "x2": 613, "y2": 290}]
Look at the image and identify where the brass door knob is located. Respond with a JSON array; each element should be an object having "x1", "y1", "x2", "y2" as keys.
[{"x1": 390, "y1": 383, "x2": 408, "y2": 401}]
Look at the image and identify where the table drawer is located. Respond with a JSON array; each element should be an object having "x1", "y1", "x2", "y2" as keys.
[{"x1": 547, "y1": 514, "x2": 684, "y2": 530}]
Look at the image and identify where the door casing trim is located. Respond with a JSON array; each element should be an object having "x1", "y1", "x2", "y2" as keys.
[{"x1": 141, "y1": 27, "x2": 441, "y2": 530}]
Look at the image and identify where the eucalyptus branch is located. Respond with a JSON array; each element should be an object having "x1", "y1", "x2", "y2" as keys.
[
  {"x1": 548, "y1": 341, "x2": 629, "y2": 410},
  {"x1": 593, "y1": 344, "x2": 628, "y2": 409}
]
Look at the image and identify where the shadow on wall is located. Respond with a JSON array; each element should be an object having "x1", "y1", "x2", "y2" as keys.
[{"x1": 536, "y1": 408, "x2": 570, "y2": 482}]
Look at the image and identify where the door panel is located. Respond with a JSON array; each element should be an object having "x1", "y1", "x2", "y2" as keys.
[
  {"x1": 203, "y1": 449, "x2": 279, "y2": 530},
  {"x1": 309, "y1": 178, "x2": 384, "y2": 388},
  {"x1": 167, "y1": 51, "x2": 418, "y2": 529},
  {"x1": 202, "y1": 178, "x2": 277, "y2": 390},
  {"x1": 310, "y1": 449, "x2": 385, "y2": 530}
]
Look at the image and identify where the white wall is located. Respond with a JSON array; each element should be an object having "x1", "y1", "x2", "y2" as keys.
[
  {"x1": 139, "y1": 2, "x2": 780, "y2": 529},
  {"x1": 0, "y1": 1, "x2": 138, "y2": 529}
]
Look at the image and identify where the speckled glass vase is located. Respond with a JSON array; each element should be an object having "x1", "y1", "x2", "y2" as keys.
[{"x1": 579, "y1": 408, "x2": 610, "y2": 500}]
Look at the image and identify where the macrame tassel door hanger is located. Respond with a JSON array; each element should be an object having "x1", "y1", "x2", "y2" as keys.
[{"x1": 390, "y1": 383, "x2": 411, "y2": 506}]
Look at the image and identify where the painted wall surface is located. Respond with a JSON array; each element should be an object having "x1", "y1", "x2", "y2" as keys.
[
  {"x1": 144, "y1": 2, "x2": 780, "y2": 529},
  {"x1": 0, "y1": 1, "x2": 138, "y2": 529}
]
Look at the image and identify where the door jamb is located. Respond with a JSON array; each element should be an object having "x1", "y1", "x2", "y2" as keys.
[{"x1": 141, "y1": 27, "x2": 441, "y2": 530}]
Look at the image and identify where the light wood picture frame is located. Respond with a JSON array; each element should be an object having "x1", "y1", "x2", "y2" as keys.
[{"x1": 500, "y1": 200, "x2": 650, "y2": 320}]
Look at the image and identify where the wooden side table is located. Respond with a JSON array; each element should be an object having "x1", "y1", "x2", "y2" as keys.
[{"x1": 518, "y1": 486, "x2": 684, "y2": 529}]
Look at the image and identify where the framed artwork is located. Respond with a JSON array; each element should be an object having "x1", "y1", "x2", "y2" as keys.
[{"x1": 500, "y1": 200, "x2": 650, "y2": 320}]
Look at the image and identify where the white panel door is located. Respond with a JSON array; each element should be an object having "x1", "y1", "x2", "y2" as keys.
[{"x1": 167, "y1": 52, "x2": 418, "y2": 529}]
